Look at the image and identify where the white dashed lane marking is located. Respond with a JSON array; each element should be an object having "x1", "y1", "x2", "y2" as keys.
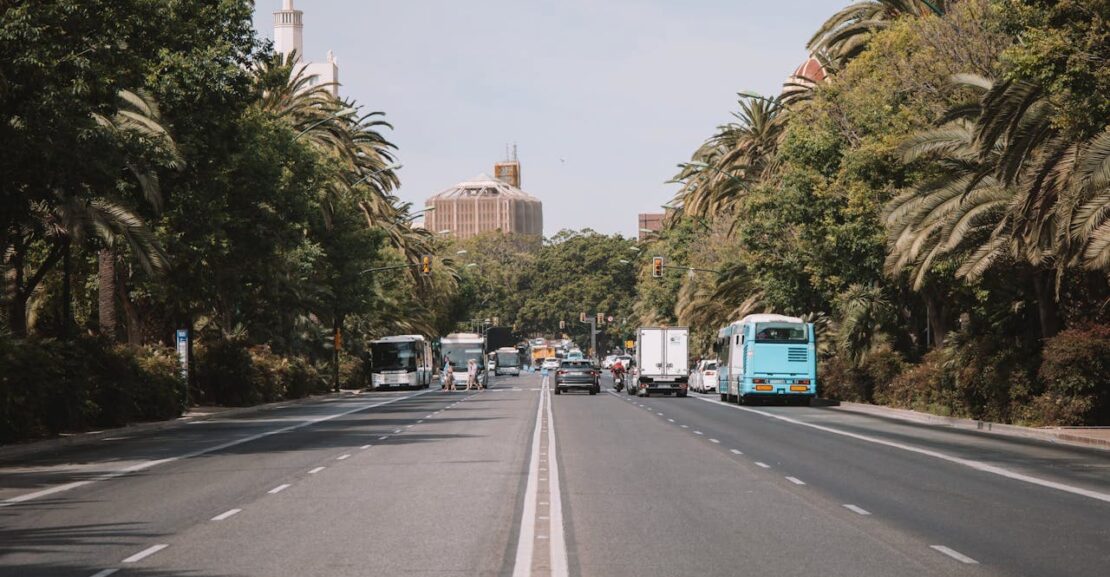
[
  {"x1": 267, "y1": 484, "x2": 291, "y2": 494},
  {"x1": 308, "y1": 467, "x2": 325, "y2": 474},
  {"x1": 843, "y1": 504, "x2": 871, "y2": 515},
  {"x1": 336, "y1": 454, "x2": 350, "y2": 460},
  {"x1": 930, "y1": 545, "x2": 979, "y2": 564},
  {"x1": 754, "y1": 462, "x2": 770, "y2": 469},
  {"x1": 211, "y1": 508, "x2": 241, "y2": 521},
  {"x1": 730, "y1": 449, "x2": 744, "y2": 455},
  {"x1": 785, "y1": 476, "x2": 806, "y2": 485},
  {"x1": 121, "y1": 544, "x2": 168, "y2": 564}
]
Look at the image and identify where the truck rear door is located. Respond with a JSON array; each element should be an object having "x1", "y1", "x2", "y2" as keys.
[
  {"x1": 664, "y1": 329, "x2": 689, "y2": 378},
  {"x1": 638, "y1": 329, "x2": 665, "y2": 378}
]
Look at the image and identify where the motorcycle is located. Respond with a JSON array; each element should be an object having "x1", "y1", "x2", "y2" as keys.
[{"x1": 611, "y1": 368, "x2": 626, "y2": 392}]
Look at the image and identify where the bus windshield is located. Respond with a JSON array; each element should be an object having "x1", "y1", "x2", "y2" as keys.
[
  {"x1": 498, "y1": 352, "x2": 521, "y2": 367},
  {"x1": 753, "y1": 322, "x2": 808, "y2": 343},
  {"x1": 442, "y1": 344, "x2": 484, "y2": 368},
  {"x1": 371, "y1": 342, "x2": 418, "y2": 371}
]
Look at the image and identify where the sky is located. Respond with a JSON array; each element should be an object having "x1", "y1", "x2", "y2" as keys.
[{"x1": 252, "y1": 1, "x2": 834, "y2": 237}]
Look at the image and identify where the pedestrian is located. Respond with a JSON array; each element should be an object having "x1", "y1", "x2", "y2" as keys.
[
  {"x1": 540, "y1": 362, "x2": 551, "y2": 388},
  {"x1": 466, "y1": 358, "x2": 479, "y2": 390},
  {"x1": 443, "y1": 356, "x2": 456, "y2": 391}
]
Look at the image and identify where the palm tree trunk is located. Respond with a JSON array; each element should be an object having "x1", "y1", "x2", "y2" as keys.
[
  {"x1": 925, "y1": 292, "x2": 949, "y2": 347},
  {"x1": 98, "y1": 248, "x2": 117, "y2": 340},
  {"x1": 62, "y1": 238, "x2": 73, "y2": 338},
  {"x1": 1032, "y1": 270, "x2": 1060, "y2": 340}
]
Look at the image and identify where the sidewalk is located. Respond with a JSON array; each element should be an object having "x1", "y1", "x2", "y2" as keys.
[
  {"x1": 0, "y1": 389, "x2": 365, "y2": 462},
  {"x1": 832, "y1": 401, "x2": 1110, "y2": 451}
]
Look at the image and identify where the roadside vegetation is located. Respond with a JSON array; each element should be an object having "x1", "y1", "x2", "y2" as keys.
[{"x1": 658, "y1": 0, "x2": 1110, "y2": 425}]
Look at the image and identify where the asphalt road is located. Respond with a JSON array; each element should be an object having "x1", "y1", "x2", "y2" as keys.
[{"x1": 2, "y1": 373, "x2": 1107, "y2": 577}]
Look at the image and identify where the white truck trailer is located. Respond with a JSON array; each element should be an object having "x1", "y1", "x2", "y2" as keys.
[{"x1": 632, "y1": 327, "x2": 690, "y2": 397}]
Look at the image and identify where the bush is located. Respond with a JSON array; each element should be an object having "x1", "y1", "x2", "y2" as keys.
[
  {"x1": 193, "y1": 339, "x2": 329, "y2": 406},
  {"x1": 1036, "y1": 324, "x2": 1110, "y2": 425},
  {"x1": 877, "y1": 349, "x2": 952, "y2": 411},
  {"x1": 193, "y1": 337, "x2": 257, "y2": 406},
  {"x1": 0, "y1": 336, "x2": 184, "y2": 444}
]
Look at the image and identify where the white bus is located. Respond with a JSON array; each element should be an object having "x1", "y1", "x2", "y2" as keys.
[
  {"x1": 368, "y1": 335, "x2": 433, "y2": 389},
  {"x1": 439, "y1": 332, "x2": 488, "y2": 388},
  {"x1": 493, "y1": 346, "x2": 522, "y2": 376}
]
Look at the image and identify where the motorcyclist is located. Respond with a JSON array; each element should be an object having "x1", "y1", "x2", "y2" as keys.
[{"x1": 610, "y1": 359, "x2": 626, "y2": 390}]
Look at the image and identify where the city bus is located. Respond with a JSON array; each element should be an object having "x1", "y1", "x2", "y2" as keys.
[
  {"x1": 439, "y1": 332, "x2": 488, "y2": 387},
  {"x1": 493, "y1": 346, "x2": 522, "y2": 376},
  {"x1": 715, "y1": 314, "x2": 817, "y2": 405},
  {"x1": 368, "y1": 335, "x2": 433, "y2": 389}
]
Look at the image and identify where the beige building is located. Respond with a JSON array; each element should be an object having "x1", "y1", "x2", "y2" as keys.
[{"x1": 424, "y1": 159, "x2": 543, "y2": 239}]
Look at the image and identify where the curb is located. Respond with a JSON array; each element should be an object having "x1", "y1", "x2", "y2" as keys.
[
  {"x1": 0, "y1": 390, "x2": 360, "y2": 462},
  {"x1": 831, "y1": 401, "x2": 1110, "y2": 452}
]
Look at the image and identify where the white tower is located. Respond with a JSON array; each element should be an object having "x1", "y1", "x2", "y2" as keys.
[{"x1": 273, "y1": 0, "x2": 303, "y2": 60}]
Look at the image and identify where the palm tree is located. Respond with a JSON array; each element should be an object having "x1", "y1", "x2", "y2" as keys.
[
  {"x1": 89, "y1": 89, "x2": 180, "y2": 340},
  {"x1": 808, "y1": 1, "x2": 944, "y2": 70},
  {"x1": 673, "y1": 95, "x2": 785, "y2": 220}
]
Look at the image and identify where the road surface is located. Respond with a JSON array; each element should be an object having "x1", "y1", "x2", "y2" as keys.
[{"x1": 2, "y1": 373, "x2": 1107, "y2": 577}]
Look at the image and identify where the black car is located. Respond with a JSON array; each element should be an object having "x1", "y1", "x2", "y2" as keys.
[{"x1": 554, "y1": 359, "x2": 600, "y2": 395}]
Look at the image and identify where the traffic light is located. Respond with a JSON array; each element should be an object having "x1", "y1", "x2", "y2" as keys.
[
  {"x1": 579, "y1": 312, "x2": 587, "y2": 323},
  {"x1": 652, "y1": 256, "x2": 664, "y2": 278},
  {"x1": 421, "y1": 255, "x2": 432, "y2": 275},
  {"x1": 596, "y1": 312, "x2": 605, "y2": 325},
  {"x1": 559, "y1": 320, "x2": 566, "y2": 330}
]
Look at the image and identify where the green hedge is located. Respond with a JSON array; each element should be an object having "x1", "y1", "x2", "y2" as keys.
[
  {"x1": 192, "y1": 339, "x2": 329, "y2": 406},
  {"x1": 0, "y1": 337, "x2": 184, "y2": 444}
]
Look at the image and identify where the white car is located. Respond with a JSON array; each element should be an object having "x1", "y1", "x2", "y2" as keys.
[
  {"x1": 542, "y1": 357, "x2": 560, "y2": 370},
  {"x1": 691, "y1": 359, "x2": 719, "y2": 393},
  {"x1": 601, "y1": 355, "x2": 618, "y2": 369}
]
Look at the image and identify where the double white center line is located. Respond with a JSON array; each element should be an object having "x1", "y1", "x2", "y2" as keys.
[{"x1": 512, "y1": 384, "x2": 568, "y2": 577}]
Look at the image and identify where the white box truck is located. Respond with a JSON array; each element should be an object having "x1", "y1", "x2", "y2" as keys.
[{"x1": 632, "y1": 327, "x2": 690, "y2": 397}]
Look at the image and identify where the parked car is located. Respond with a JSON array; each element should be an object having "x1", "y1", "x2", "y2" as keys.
[
  {"x1": 541, "y1": 357, "x2": 560, "y2": 370},
  {"x1": 553, "y1": 359, "x2": 600, "y2": 395},
  {"x1": 690, "y1": 359, "x2": 719, "y2": 393}
]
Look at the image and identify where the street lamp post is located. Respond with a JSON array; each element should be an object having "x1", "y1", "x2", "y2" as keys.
[
  {"x1": 294, "y1": 106, "x2": 358, "y2": 141},
  {"x1": 349, "y1": 163, "x2": 402, "y2": 188}
]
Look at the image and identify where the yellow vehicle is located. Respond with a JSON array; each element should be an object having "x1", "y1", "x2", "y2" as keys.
[{"x1": 531, "y1": 345, "x2": 556, "y2": 368}]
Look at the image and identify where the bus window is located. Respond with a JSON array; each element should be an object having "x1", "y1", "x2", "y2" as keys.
[{"x1": 753, "y1": 322, "x2": 808, "y2": 343}]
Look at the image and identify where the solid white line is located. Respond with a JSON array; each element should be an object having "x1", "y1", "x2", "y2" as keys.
[
  {"x1": 544, "y1": 384, "x2": 569, "y2": 577},
  {"x1": 267, "y1": 484, "x2": 291, "y2": 494},
  {"x1": 755, "y1": 462, "x2": 771, "y2": 469},
  {"x1": 336, "y1": 454, "x2": 350, "y2": 460},
  {"x1": 730, "y1": 449, "x2": 744, "y2": 455},
  {"x1": 211, "y1": 508, "x2": 242, "y2": 521},
  {"x1": 786, "y1": 476, "x2": 806, "y2": 485},
  {"x1": 694, "y1": 395, "x2": 1110, "y2": 504},
  {"x1": 709, "y1": 438, "x2": 721, "y2": 444},
  {"x1": 930, "y1": 545, "x2": 979, "y2": 564},
  {"x1": 122, "y1": 544, "x2": 168, "y2": 563},
  {"x1": 1, "y1": 390, "x2": 433, "y2": 507},
  {"x1": 511, "y1": 385, "x2": 547, "y2": 577},
  {"x1": 843, "y1": 504, "x2": 871, "y2": 515},
  {"x1": 308, "y1": 466, "x2": 325, "y2": 474},
  {"x1": 89, "y1": 569, "x2": 119, "y2": 577}
]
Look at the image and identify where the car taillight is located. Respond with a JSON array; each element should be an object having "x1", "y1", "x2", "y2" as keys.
[{"x1": 557, "y1": 370, "x2": 566, "y2": 376}]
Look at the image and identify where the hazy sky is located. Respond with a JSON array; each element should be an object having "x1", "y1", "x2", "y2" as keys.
[{"x1": 252, "y1": 1, "x2": 832, "y2": 237}]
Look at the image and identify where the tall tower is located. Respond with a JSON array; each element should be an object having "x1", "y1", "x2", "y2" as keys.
[
  {"x1": 274, "y1": 0, "x2": 303, "y2": 60},
  {"x1": 494, "y1": 144, "x2": 521, "y2": 188}
]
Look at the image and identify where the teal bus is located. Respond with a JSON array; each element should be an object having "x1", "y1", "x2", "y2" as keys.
[{"x1": 715, "y1": 314, "x2": 816, "y2": 405}]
